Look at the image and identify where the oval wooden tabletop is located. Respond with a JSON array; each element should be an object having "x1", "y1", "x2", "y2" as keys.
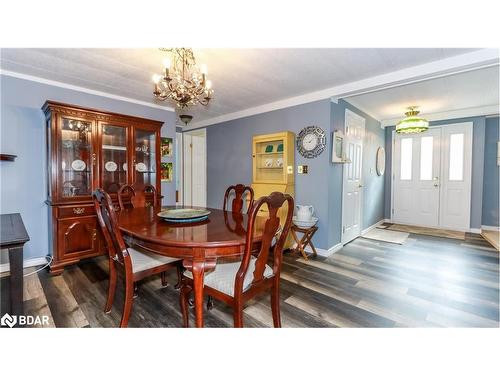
[{"x1": 118, "y1": 206, "x2": 265, "y2": 248}]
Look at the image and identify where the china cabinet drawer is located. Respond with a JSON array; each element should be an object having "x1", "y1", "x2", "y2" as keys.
[{"x1": 58, "y1": 205, "x2": 96, "y2": 218}]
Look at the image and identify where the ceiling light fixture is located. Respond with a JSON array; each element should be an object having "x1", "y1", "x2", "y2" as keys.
[
  {"x1": 396, "y1": 106, "x2": 429, "y2": 134},
  {"x1": 179, "y1": 114, "x2": 193, "y2": 126},
  {"x1": 152, "y1": 48, "x2": 213, "y2": 109}
]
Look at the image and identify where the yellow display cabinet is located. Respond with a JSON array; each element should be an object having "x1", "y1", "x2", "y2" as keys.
[{"x1": 251, "y1": 131, "x2": 295, "y2": 247}]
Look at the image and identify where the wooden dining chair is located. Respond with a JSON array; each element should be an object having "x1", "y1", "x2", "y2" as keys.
[
  {"x1": 223, "y1": 184, "x2": 254, "y2": 214},
  {"x1": 180, "y1": 191, "x2": 294, "y2": 328},
  {"x1": 92, "y1": 188, "x2": 182, "y2": 327},
  {"x1": 117, "y1": 183, "x2": 158, "y2": 211},
  {"x1": 117, "y1": 183, "x2": 174, "y2": 292},
  {"x1": 204, "y1": 184, "x2": 256, "y2": 311}
]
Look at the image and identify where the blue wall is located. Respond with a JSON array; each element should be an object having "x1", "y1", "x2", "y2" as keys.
[
  {"x1": 204, "y1": 98, "x2": 384, "y2": 250},
  {"x1": 0, "y1": 75, "x2": 176, "y2": 263},
  {"x1": 384, "y1": 116, "x2": 488, "y2": 229},
  {"x1": 482, "y1": 116, "x2": 499, "y2": 227},
  {"x1": 206, "y1": 100, "x2": 333, "y2": 249}
]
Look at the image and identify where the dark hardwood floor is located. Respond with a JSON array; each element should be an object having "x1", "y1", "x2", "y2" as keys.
[{"x1": 1, "y1": 232, "x2": 498, "y2": 328}]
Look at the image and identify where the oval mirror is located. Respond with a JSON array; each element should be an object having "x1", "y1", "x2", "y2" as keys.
[{"x1": 376, "y1": 147, "x2": 385, "y2": 176}]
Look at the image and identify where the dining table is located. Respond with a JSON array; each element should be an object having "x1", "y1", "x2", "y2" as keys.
[{"x1": 118, "y1": 205, "x2": 265, "y2": 327}]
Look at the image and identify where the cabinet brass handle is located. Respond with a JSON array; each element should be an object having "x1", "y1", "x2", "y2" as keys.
[
  {"x1": 92, "y1": 153, "x2": 97, "y2": 165},
  {"x1": 92, "y1": 229, "x2": 97, "y2": 241},
  {"x1": 73, "y1": 207, "x2": 85, "y2": 215}
]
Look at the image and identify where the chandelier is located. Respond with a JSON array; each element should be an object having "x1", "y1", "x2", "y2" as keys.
[
  {"x1": 396, "y1": 106, "x2": 429, "y2": 134},
  {"x1": 152, "y1": 48, "x2": 213, "y2": 109}
]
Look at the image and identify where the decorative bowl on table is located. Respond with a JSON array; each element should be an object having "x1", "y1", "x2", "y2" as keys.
[
  {"x1": 292, "y1": 216, "x2": 318, "y2": 229},
  {"x1": 157, "y1": 208, "x2": 211, "y2": 223}
]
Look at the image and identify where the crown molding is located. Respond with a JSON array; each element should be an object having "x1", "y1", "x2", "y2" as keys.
[
  {"x1": 381, "y1": 105, "x2": 500, "y2": 127},
  {"x1": 187, "y1": 49, "x2": 499, "y2": 130},
  {"x1": 0, "y1": 70, "x2": 175, "y2": 112}
]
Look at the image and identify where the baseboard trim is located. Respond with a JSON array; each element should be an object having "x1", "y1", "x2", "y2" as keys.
[
  {"x1": 361, "y1": 219, "x2": 387, "y2": 235},
  {"x1": 302, "y1": 242, "x2": 343, "y2": 257},
  {"x1": 468, "y1": 228, "x2": 482, "y2": 234},
  {"x1": 481, "y1": 225, "x2": 500, "y2": 231},
  {"x1": 0, "y1": 257, "x2": 48, "y2": 274}
]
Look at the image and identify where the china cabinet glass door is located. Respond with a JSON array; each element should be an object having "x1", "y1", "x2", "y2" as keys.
[
  {"x1": 133, "y1": 128, "x2": 157, "y2": 188},
  {"x1": 101, "y1": 124, "x2": 128, "y2": 193},
  {"x1": 59, "y1": 117, "x2": 94, "y2": 198}
]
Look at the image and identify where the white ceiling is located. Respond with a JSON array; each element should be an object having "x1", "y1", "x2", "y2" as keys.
[
  {"x1": 2, "y1": 48, "x2": 494, "y2": 126},
  {"x1": 346, "y1": 65, "x2": 500, "y2": 124}
]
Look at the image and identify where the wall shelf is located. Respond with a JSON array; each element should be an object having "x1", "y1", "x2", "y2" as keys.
[{"x1": 0, "y1": 154, "x2": 17, "y2": 161}]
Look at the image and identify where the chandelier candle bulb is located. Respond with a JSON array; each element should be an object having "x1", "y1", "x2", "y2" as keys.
[{"x1": 163, "y1": 57, "x2": 171, "y2": 69}]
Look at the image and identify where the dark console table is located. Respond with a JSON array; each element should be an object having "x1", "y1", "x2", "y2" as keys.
[{"x1": 1, "y1": 213, "x2": 30, "y2": 317}]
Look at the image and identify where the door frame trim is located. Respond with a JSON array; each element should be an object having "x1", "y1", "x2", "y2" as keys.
[
  {"x1": 182, "y1": 128, "x2": 207, "y2": 207},
  {"x1": 390, "y1": 122, "x2": 474, "y2": 231},
  {"x1": 175, "y1": 131, "x2": 183, "y2": 205},
  {"x1": 341, "y1": 109, "x2": 366, "y2": 244}
]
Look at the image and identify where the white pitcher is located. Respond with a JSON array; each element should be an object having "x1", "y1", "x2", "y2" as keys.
[{"x1": 296, "y1": 205, "x2": 314, "y2": 221}]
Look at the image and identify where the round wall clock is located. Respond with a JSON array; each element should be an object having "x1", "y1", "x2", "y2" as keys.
[{"x1": 296, "y1": 126, "x2": 326, "y2": 158}]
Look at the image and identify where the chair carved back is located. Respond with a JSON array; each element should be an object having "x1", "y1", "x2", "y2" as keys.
[
  {"x1": 92, "y1": 188, "x2": 132, "y2": 272},
  {"x1": 118, "y1": 184, "x2": 158, "y2": 210},
  {"x1": 234, "y1": 192, "x2": 294, "y2": 294},
  {"x1": 223, "y1": 184, "x2": 254, "y2": 214}
]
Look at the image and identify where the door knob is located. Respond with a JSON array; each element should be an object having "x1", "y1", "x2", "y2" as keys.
[{"x1": 358, "y1": 184, "x2": 364, "y2": 188}]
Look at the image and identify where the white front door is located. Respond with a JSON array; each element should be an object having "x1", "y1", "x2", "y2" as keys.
[
  {"x1": 439, "y1": 123, "x2": 473, "y2": 230},
  {"x1": 392, "y1": 122, "x2": 473, "y2": 231},
  {"x1": 393, "y1": 127, "x2": 441, "y2": 227},
  {"x1": 183, "y1": 129, "x2": 207, "y2": 207},
  {"x1": 342, "y1": 109, "x2": 365, "y2": 244}
]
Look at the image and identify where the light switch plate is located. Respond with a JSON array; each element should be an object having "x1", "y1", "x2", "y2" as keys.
[
  {"x1": 298, "y1": 165, "x2": 303, "y2": 174},
  {"x1": 298, "y1": 165, "x2": 308, "y2": 174}
]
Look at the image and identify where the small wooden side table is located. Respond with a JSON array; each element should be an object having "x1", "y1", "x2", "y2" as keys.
[
  {"x1": 0, "y1": 213, "x2": 30, "y2": 319},
  {"x1": 290, "y1": 224, "x2": 318, "y2": 260}
]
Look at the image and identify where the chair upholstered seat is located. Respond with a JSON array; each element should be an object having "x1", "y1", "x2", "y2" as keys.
[
  {"x1": 184, "y1": 257, "x2": 273, "y2": 296},
  {"x1": 127, "y1": 247, "x2": 179, "y2": 273}
]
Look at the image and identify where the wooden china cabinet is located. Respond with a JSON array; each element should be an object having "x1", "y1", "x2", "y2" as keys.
[{"x1": 43, "y1": 101, "x2": 163, "y2": 275}]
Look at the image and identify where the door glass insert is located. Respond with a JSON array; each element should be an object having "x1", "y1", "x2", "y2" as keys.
[
  {"x1": 134, "y1": 129, "x2": 156, "y2": 189},
  {"x1": 102, "y1": 125, "x2": 127, "y2": 193},
  {"x1": 420, "y1": 136, "x2": 433, "y2": 180},
  {"x1": 60, "y1": 117, "x2": 93, "y2": 197},
  {"x1": 449, "y1": 133, "x2": 464, "y2": 181},
  {"x1": 400, "y1": 138, "x2": 413, "y2": 180}
]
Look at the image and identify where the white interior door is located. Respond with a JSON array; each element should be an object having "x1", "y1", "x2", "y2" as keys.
[
  {"x1": 393, "y1": 128, "x2": 441, "y2": 227},
  {"x1": 183, "y1": 129, "x2": 207, "y2": 207},
  {"x1": 439, "y1": 123, "x2": 473, "y2": 230},
  {"x1": 342, "y1": 109, "x2": 365, "y2": 244}
]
